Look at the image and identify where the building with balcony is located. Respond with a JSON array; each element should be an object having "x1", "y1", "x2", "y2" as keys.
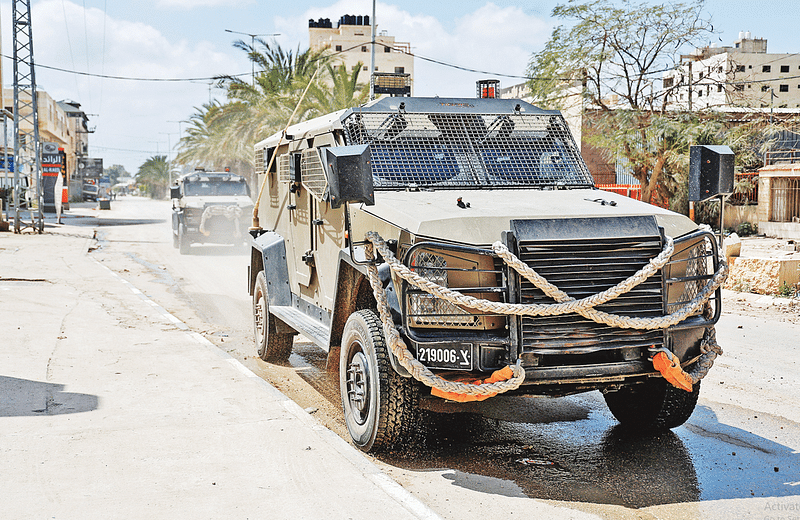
[
  {"x1": 1, "y1": 88, "x2": 91, "y2": 204},
  {"x1": 309, "y1": 14, "x2": 414, "y2": 94}
]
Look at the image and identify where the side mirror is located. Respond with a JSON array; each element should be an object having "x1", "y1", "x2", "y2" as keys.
[
  {"x1": 323, "y1": 144, "x2": 374, "y2": 209},
  {"x1": 170, "y1": 186, "x2": 180, "y2": 200}
]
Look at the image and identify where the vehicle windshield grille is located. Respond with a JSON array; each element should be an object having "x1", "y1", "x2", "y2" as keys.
[
  {"x1": 184, "y1": 180, "x2": 249, "y2": 197},
  {"x1": 342, "y1": 111, "x2": 594, "y2": 190}
]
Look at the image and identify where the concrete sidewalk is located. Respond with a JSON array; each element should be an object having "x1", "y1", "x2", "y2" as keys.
[{"x1": 0, "y1": 221, "x2": 440, "y2": 520}]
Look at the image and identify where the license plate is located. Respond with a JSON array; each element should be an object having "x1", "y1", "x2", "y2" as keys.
[{"x1": 416, "y1": 345, "x2": 472, "y2": 370}]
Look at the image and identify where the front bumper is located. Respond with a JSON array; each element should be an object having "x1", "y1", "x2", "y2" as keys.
[{"x1": 396, "y1": 216, "x2": 721, "y2": 393}]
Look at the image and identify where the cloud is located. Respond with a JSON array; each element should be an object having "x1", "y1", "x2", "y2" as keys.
[
  {"x1": 275, "y1": 1, "x2": 551, "y2": 97},
  {"x1": 155, "y1": 0, "x2": 254, "y2": 8},
  {"x1": 0, "y1": 0, "x2": 551, "y2": 171},
  {"x1": 8, "y1": 0, "x2": 247, "y2": 171}
]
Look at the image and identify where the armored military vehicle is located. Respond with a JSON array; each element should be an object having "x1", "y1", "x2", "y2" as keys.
[
  {"x1": 170, "y1": 169, "x2": 253, "y2": 254},
  {"x1": 247, "y1": 97, "x2": 725, "y2": 452}
]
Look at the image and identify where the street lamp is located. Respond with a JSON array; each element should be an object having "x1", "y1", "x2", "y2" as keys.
[{"x1": 224, "y1": 29, "x2": 281, "y2": 86}]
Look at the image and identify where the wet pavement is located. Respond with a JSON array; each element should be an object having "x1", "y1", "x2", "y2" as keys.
[{"x1": 285, "y1": 340, "x2": 800, "y2": 511}]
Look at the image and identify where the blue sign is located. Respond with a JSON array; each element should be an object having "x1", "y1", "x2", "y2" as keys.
[{"x1": 0, "y1": 155, "x2": 14, "y2": 173}]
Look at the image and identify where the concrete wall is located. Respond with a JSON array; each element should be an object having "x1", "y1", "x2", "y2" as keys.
[{"x1": 723, "y1": 204, "x2": 759, "y2": 231}]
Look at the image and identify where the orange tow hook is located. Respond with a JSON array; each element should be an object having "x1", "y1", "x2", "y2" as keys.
[{"x1": 650, "y1": 347, "x2": 693, "y2": 392}]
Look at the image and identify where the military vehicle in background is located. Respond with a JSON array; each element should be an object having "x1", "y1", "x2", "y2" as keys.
[{"x1": 170, "y1": 169, "x2": 253, "y2": 254}]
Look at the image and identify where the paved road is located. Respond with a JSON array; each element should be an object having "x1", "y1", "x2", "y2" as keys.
[{"x1": 85, "y1": 197, "x2": 800, "y2": 520}]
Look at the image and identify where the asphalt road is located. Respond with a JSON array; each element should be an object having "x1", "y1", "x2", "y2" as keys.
[{"x1": 82, "y1": 197, "x2": 800, "y2": 520}]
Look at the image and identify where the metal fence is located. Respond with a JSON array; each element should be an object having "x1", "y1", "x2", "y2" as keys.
[
  {"x1": 729, "y1": 172, "x2": 759, "y2": 205},
  {"x1": 765, "y1": 149, "x2": 800, "y2": 166},
  {"x1": 770, "y1": 177, "x2": 800, "y2": 222},
  {"x1": 597, "y1": 184, "x2": 642, "y2": 200}
]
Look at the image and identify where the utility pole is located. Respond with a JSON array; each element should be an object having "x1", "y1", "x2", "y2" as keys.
[
  {"x1": 369, "y1": 0, "x2": 376, "y2": 100},
  {"x1": 687, "y1": 60, "x2": 693, "y2": 112},
  {"x1": 159, "y1": 132, "x2": 176, "y2": 186},
  {"x1": 224, "y1": 29, "x2": 280, "y2": 86},
  {"x1": 770, "y1": 88, "x2": 775, "y2": 125},
  {"x1": 12, "y1": 0, "x2": 44, "y2": 233}
]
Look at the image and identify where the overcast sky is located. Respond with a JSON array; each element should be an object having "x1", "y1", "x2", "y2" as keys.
[{"x1": 0, "y1": 0, "x2": 796, "y2": 173}]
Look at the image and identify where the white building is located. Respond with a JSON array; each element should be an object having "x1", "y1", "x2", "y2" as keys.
[
  {"x1": 309, "y1": 15, "x2": 413, "y2": 93},
  {"x1": 662, "y1": 32, "x2": 800, "y2": 111}
]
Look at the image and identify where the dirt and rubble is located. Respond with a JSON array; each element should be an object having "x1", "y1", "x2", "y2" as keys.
[{"x1": 722, "y1": 235, "x2": 800, "y2": 324}]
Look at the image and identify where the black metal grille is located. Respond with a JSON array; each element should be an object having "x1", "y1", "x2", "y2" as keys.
[
  {"x1": 342, "y1": 111, "x2": 594, "y2": 189},
  {"x1": 517, "y1": 235, "x2": 665, "y2": 360}
]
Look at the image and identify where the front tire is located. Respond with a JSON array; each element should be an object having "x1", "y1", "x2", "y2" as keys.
[
  {"x1": 604, "y1": 377, "x2": 700, "y2": 431},
  {"x1": 340, "y1": 309, "x2": 418, "y2": 452},
  {"x1": 178, "y1": 223, "x2": 190, "y2": 255},
  {"x1": 253, "y1": 272, "x2": 293, "y2": 363}
]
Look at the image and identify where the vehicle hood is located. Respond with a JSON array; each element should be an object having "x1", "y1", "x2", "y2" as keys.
[
  {"x1": 181, "y1": 195, "x2": 254, "y2": 209},
  {"x1": 353, "y1": 188, "x2": 697, "y2": 244}
]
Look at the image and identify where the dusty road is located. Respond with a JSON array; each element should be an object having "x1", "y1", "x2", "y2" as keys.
[{"x1": 84, "y1": 197, "x2": 800, "y2": 520}]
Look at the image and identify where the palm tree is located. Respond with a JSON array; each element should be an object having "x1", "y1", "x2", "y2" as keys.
[
  {"x1": 137, "y1": 155, "x2": 171, "y2": 199},
  {"x1": 176, "y1": 43, "x2": 327, "y2": 176},
  {"x1": 309, "y1": 62, "x2": 370, "y2": 113},
  {"x1": 174, "y1": 41, "x2": 369, "y2": 186}
]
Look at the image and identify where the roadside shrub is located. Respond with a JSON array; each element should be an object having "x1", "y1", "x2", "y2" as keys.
[
  {"x1": 777, "y1": 282, "x2": 798, "y2": 298},
  {"x1": 695, "y1": 199, "x2": 720, "y2": 230},
  {"x1": 736, "y1": 221, "x2": 757, "y2": 237}
]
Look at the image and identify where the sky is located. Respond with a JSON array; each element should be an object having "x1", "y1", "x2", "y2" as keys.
[{"x1": 0, "y1": 0, "x2": 797, "y2": 174}]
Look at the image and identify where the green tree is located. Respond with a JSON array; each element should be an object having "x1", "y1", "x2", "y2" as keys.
[
  {"x1": 137, "y1": 155, "x2": 170, "y2": 199},
  {"x1": 175, "y1": 41, "x2": 330, "y2": 184},
  {"x1": 527, "y1": 0, "x2": 714, "y2": 205},
  {"x1": 104, "y1": 164, "x2": 129, "y2": 186},
  {"x1": 583, "y1": 110, "x2": 723, "y2": 210},
  {"x1": 175, "y1": 39, "x2": 370, "y2": 188},
  {"x1": 308, "y1": 62, "x2": 370, "y2": 114}
]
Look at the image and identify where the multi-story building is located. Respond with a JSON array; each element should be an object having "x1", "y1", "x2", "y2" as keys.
[
  {"x1": 662, "y1": 33, "x2": 800, "y2": 111},
  {"x1": 309, "y1": 14, "x2": 413, "y2": 93},
  {"x1": 1, "y1": 88, "x2": 91, "y2": 204}
]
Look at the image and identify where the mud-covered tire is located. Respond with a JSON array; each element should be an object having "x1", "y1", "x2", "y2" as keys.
[
  {"x1": 340, "y1": 309, "x2": 419, "y2": 452},
  {"x1": 253, "y1": 272, "x2": 293, "y2": 363},
  {"x1": 178, "y1": 223, "x2": 190, "y2": 255},
  {"x1": 603, "y1": 378, "x2": 700, "y2": 431}
]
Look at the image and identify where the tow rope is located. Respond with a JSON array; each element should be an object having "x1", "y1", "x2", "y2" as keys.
[
  {"x1": 364, "y1": 231, "x2": 728, "y2": 400},
  {"x1": 200, "y1": 205, "x2": 243, "y2": 238}
]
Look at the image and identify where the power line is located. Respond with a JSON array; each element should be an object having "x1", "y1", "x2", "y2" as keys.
[{"x1": 0, "y1": 54, "x2": 252, "y2": 82}]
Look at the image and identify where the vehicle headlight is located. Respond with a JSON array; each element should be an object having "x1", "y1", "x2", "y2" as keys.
[
  {"x1": 664, "y1": 234, "x2": 715, "y2": 316},
  {"x1": 405, "y1": 246, "x2": 504, "y2": 330},
  {"x1": 184, "y1": 208, "x2": 203, "y2": 225}
]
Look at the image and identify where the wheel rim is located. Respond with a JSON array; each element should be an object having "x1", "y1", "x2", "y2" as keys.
[
  {"x1": 346, "y1": 347, "x2": 371, "y2": 426},
  {"x1": 254, "y1": 291, "x2": 266, "y2": 346}
]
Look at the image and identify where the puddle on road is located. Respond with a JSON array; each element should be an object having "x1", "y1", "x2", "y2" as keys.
[{"x1": 287, "y1": 344, "x2": 800, "y2": 509}]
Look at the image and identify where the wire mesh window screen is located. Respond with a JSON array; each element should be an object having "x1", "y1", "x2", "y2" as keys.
[
  {"x1": 342, "y1": 111, "x2": 594, "y2": 189},
  {"x1": 301, "y1": 149, "x2": 328, "y2": 201},
  {"x1": 278, "y1": 153, "x2": 293, "y2": 183},
  {"x1": 255, "y1": 148, "x2": 265, "y2": 176}
]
